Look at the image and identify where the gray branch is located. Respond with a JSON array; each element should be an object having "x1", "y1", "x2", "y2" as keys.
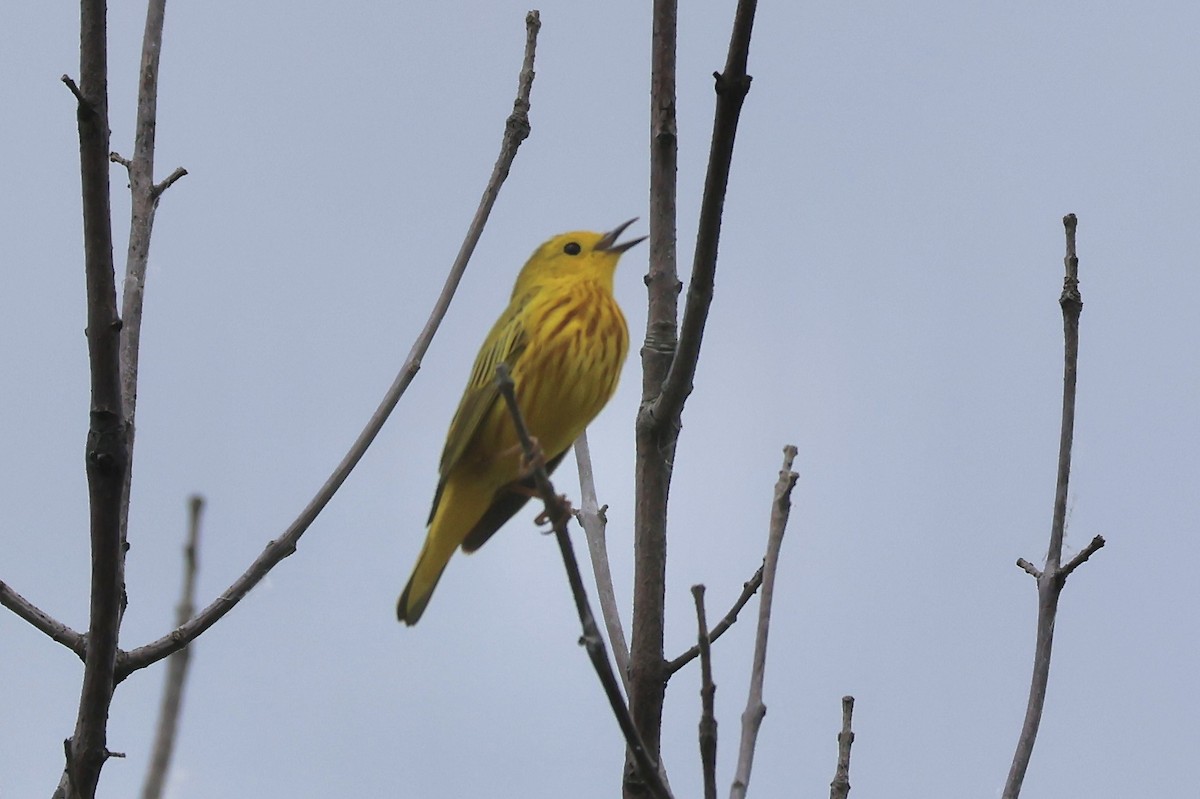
[
  {"x1": 730, "y1": 445, "x2": 798, "y2": 799},
  {"x1": 574, "y1": 431, "x2": 632, "y2": 695},
  {"x1": 666, "y1": 566, "x2": 763, "y2": 676},
  {"x1": 0, "y1": 581, "x2": 85, "y2": 659},
  {"x1": 829, "y1": 696, "x2": 855, "y2": 799},
  {"x1": 141, "y1": 496, "x2": 204, "y2": 799},
  {"x1": 692, "y1": 585, "x2": 718, "y2": 799},
  {"x1": 1003, "y1": 215, "x2": 1106, "y2": 798}
]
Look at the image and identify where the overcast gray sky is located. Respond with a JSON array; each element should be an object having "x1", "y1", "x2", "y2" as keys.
[{"x1": 3, "y1": 1, "x2": 1198, "y2": 797}]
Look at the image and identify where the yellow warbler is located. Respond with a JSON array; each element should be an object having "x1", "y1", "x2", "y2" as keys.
[{"x1": 397, "y1": 219, "x2": 645, "y2": 624}]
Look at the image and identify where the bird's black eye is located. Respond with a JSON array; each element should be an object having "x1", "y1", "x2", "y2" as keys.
[{"x1": 563, "y1": 241, "x2": 582, "y2": 256}]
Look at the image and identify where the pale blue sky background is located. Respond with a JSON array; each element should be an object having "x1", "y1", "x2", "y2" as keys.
[{"x1": 2, "y1": 1, "x2": 1198, "y2": 797}]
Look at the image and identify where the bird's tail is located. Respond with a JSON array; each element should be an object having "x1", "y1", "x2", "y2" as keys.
[
  {"x1": 396, "y1": 540, "x2": 448, "y2": 625},
  {"x1": 397, "y1": 478, "x2": 490, "y2": 625}
]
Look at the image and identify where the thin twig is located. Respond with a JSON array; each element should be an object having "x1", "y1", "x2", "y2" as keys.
[
  {"x1": 61, "y1": 74, "x2": 87, "y2": 105},
  {"x1": 117, "y1": 11, "x2": 542, "y2": 681},
  {"x1": 574, "y1": 431, "x2": 632, "y2": 696},
  {"x1": 829, "y1": 696, "x2": 855, "y2": 799},
  {"x1": 1015, "y1": 558, "x2": 1041, "y2": 579},
  {"x1": 495, "y1": 365, "x2": 673, "y2": 799},
  {"x1": 0, "y1": 581, "x2": 86, "y2": 658},
  {"x1": 692, "y1": 585, "x2": 718, "y2": 799},
  {"x1": 116, "y1": 0, "x2": 175, "y2": 646},
  {"x1": 152, "y1": 166, "x2": 188, "y2": 198},
  {"x1": 730, "y1": 444, "x2": 798, "y2": 799},
  {"x1": 141, "y1": 496, "x2": 204, "y2": 799},
  {"x1": 1003, "y1": 214, "x2": 1104, "y2": 799},
  {"x1": 1061, "y1": 534, "x2": 1106, "y2": 578},
  {"x1": 665, "y1": 565, "x2": 763, "y2": 675}
]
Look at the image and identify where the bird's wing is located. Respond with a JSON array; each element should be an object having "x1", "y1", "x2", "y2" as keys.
[{"x1": 435, "y1": 294, "x2": 530, "y2": 485}]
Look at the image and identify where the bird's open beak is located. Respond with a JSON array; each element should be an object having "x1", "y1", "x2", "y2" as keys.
[{"x1": 595, "y1": 218, "x2": 647, "y2": 254}]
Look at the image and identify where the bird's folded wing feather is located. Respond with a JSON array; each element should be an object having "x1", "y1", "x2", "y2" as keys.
[{"x1": 436, "y1": 295, "x2": 531, "y2": 483}]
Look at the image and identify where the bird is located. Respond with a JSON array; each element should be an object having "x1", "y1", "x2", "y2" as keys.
[{"x1": 397, "y1": 219, "x2": 645, "y2": 625}]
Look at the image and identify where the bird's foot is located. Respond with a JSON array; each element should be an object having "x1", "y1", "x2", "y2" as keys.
[{"x1": 535, "y1": 494, "x2": 575, "y2": 528}]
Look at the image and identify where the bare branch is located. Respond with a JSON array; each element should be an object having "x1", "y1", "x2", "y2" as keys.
[
  {"x1": 61, "y1": 74, "x2": 86, "y2": 106},
  {"x1": 666, "y1": 565, "x2": 763, "y2": 676},
  {"x1": 115, "y1": 0, "x2": 190, "y2": 652},
  {"x1": 651, "y1": 0, "x2": 757, "y2": 429},
  {"x1": 627, "y1": 1, "x2": 681, "y2": 785},
  {"x1": 574, "y1": 431, "x2": 631, "y2": 695},
  {"x1": 1061, "y1": 534, "x2": 1106, "y2": 578},
  {"x1": 692, "y1": 585, "x2": 718, "y2": 799},
  {"x1": 1003, "y1": 215, "x2": 1104, "y2": 799},
  {"x1": 118, "y1": 11, "x2": 542, "y2": 680},
  {"x1": 152, "y1": 166, "x2": 188, "y2": 197},
  {"x1": 0, "y1": 580, "x2": 86, "y2": 659},
  {"x1": 730, "y1": 444, "x2": 798, "y2": 799},
  {"x1": 629, "y1": 4, "x2": 759, "y2": 790},
  {"x1": 141, "y1": 496, "x2": 204, "y2": 799},
  {"x1": 1015, "y1": 558, "x2": 1042, "y2": 579},
  {"x1": 67, "y1": 0, "x2": 129, "y2": 794},
  {"x1": 829, "y1": 696, "x2": 856, "y2": 799},
  {"x1": 495, "y1": 365, "x2": 673, "y2": 799}
]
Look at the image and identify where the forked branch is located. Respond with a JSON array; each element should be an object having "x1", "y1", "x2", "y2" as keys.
[
  {"x1": 495, "y1": 365, "x2": 673, "y2": 799},
  {"x1": 666, "y1": 566, "x2": 763, "y2": 675},
  {"x1": 1002, "y1": 215, "x2": 1106, "y2": 799},
  {"x1": 629, "y1": 4, "x2": 760, "y2": 789},
  {"x1": 652, "y1": 0, "x2": 758, "y2": 428}
]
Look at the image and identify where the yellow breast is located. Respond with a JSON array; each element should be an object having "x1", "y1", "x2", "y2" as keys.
[{"x1": 511, "y1": 279, "x2": 629, "y2": 457}]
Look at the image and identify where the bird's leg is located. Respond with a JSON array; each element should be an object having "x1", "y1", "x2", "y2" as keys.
[
  {"x1": 493, "y1": 436, "x2": 546, "y2": 475},
  {"x1": 494, "y1": 437, "x2": 574, "y2": 527},
  {"x1": 519, "y1": 436, "x2": 547, "y2": 475}
]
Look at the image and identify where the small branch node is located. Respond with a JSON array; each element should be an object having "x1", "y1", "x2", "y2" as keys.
[
  {"x1": 109, "y1": 151, "x2": 132, "y2": 169},
  {"x1": 152, "y1": 167, "x2": 189, "y2": 198},
  {"x1": 1016, "y1": 558, "x2": 1042, "y2": 579},
  {"x1": 1060, "y1": 213, "x2": 1082, "y2": 306},
  {"x1": 829, "y1": 695, "x2": 856, "y2": 799},
  {"x1": 1061, "y1": 535, "x2": 1106, "y2": 579},
  {"x1": 61, "y1": 74, "x2": 86, "y2": 106}
]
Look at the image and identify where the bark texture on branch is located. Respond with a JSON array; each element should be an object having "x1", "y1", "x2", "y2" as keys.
[
  {"x1": 627, "y1": 2, "x2": 758, "y2": 796},
  {"x1": 63, "y1": 1, "x2": 128, "y2": 795}
]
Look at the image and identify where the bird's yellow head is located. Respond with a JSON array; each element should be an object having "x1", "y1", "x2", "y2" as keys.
[{"x1": 512, "y1": 218, "x2": 646, "y2": 297}]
